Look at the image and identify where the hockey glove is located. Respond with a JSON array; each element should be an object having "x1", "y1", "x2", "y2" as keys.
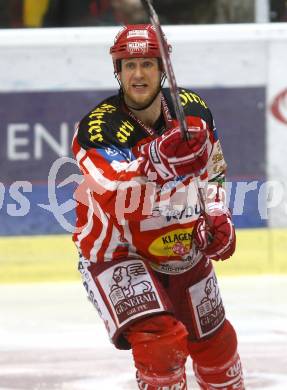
[
  {"x1": 139, "y1": 116, "x2": 208, "y2": 183},
  {"x1": 193, "y1": 202, "x2": 236, "y2": 261}
]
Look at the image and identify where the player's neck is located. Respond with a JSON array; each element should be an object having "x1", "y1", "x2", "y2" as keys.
[{"x1": 129, "y1": 93, "x2": 162, "y2": 128}]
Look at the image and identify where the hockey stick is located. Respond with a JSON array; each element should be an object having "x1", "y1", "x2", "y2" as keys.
[
  {"x1": 141, "y1": 0, "x2": 188, "y2": 141},
  {"x1": 141, "y1": 0, "x2": 207, "y2": 214}
]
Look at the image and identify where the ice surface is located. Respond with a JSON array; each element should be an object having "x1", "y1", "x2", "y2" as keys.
[{"x1": 0, "y1": 276, "x2": 286, "y2": 389}]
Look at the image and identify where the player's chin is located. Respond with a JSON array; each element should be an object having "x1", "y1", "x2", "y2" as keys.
[
  {"x1": 129, "y1": 94, "x2": 151, "y2": 108},
  {"x1": 129, "y1": 88, "x2": 150, "y2": 100}
]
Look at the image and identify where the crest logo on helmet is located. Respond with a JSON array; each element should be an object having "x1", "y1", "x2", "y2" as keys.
[
  {"x1": 128, "y1": 41, "x2": 149, "y2": 54},
  {"x1": 127, "y1": 30, "x2": 149, "y2": 39}
]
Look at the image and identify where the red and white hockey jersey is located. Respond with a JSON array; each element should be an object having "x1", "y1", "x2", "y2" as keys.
[{"x1": 72, "y1": 88, "x2": 226, "y2": 274}]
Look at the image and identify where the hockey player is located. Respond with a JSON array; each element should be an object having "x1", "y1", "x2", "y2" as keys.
[{"x1": 72, "y1": 24, "x2": 244, "y2": 390}]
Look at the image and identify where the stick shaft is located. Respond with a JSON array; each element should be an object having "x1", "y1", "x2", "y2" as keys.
[
  {"x1": 142, "y1": 0, "x2": 188, "y2": 140},
  {"x1": 141, "y1": 0, "x2": 207, "y2": 212}
]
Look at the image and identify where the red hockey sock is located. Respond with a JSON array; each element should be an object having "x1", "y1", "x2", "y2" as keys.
[
  {"x1": 125, "y1": 314, "x2": 189, "y2": 388},
  {"x1": 188, "y1": 320, "x2": 245, "y2": 389},
  {"x1": 193, "y1": 352, "x2": 244, "y2": 389},
  {"x1": 136, "y1": 370, "x2": 187, "y2": 390}
]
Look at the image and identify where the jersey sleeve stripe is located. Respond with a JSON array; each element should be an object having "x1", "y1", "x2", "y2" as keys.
[
  {"x1": 89, "y1": 205, "x2": 109, "y2": 262},
  {"x1": 82, "y1": 156, "x2": 119, "y2": 191}
]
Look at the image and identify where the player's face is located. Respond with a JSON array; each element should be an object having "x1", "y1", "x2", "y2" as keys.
[{"x1": 119, "y1": 57, "x2": 161, "y2": 109}]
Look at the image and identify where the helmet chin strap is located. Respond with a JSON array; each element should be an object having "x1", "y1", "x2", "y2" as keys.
[{"x1": 115, "y1": 73, "x2": 167, "y2": 111}]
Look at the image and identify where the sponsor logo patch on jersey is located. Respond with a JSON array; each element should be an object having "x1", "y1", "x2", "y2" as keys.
[
  {"x1": 149, "y1": 251, "x2": 203, "y2": 275},
  {"x1": 188, "y1": 269, "x2": 225, "y2": 337},
  {"x1": 105, "y1": 147, "x2": 119, "y2": 156},
  {"x1": 98, "y1": 261, "x2": 163, "y2": 327},
  {"x1": 179, "y1": 89, "x2": 208, "y2": 109},
  {"x1": 148, "y1": 228, "x2": 194, "y2": 257},
  {"x1": 127, "y1": 30, "x2": 149, "y2": 39},
  {"x1": 88, "y1": 103, "x2": 117, "y2": 143},
  {"x1": 116, "y1": 120, "x2": 135, "y2": 143}
]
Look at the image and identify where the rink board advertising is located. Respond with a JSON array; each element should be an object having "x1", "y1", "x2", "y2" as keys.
[{"x1": 0, "y1": 87, "x2": 266, "y2": 236}]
